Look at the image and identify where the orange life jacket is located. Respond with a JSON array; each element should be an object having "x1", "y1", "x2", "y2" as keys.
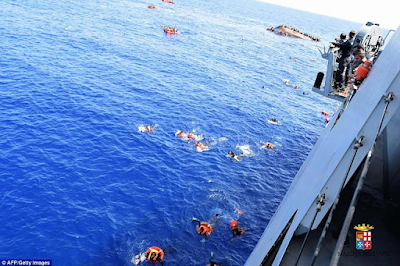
[
  {"x1": 146, "y1": 246, "x2": 165, "y2": 263},
  {"x1": 195, "y1": 142, "x2": 205, "y2": 149},
  {"x1": 355, "y1": 61, "x2": 371, "y2": 83},
  {"x1": 197, "y1": 222, "x2": 213, "y2": 235}
]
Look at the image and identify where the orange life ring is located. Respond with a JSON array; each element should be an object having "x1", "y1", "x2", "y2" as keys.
[{"x1": 145, "y1": 246, "x2": 165, "y2": 263}]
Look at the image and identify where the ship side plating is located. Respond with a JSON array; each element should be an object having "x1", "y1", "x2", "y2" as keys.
[{"x1": 246, "y1": 26, "x2": 400, "y2": 266}]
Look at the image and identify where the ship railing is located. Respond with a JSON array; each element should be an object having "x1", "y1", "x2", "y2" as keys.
[{"x1": 312, "y1": 47, "x2": 345, "y2": 101}]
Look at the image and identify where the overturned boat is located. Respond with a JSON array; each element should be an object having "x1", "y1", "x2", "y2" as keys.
[{"x1": 267, "y1": 25, "x2": 320, "y2": 42}]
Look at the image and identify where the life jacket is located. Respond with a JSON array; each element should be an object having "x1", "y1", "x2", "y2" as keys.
[
  {"x1": 197, "y1": 222, "x2": 213, "y2": 235},
  {"x1": 145, "y1": 125, "x2": 152, "y2": 131},
  {"x1": 195, "y1": 142, "x2": 205, "y2": 149},
  {"x1": 146, "y1": 246, "x2": 165, "y2": 263},
  {"x1": 355, "y1": 61, "x2": 371, "y2": 85},
  {"x1": 178, "y1": 131, "x2": 185, "y2": 136},
  {"x1": 187, "y1": 132, "x2": 195, "y2": 139}
]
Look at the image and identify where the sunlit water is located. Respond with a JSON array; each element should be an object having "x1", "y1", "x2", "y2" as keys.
[{"x1": 0, "y1": 0, "x2": 361, "y2": 265}]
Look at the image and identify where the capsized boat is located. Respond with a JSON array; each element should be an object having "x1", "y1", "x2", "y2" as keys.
[{"x1": 267, "y1": 25, "x2": 320, "y2": 42}]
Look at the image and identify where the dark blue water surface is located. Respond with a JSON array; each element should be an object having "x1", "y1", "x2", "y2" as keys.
[{"x1": 0, "y1": 0, "x2": 361, "y2": 265}]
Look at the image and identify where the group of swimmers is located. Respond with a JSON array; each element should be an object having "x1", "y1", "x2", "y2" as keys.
[
  {"x1": 139, "y1": 121, "x2": 278, "y2": 157},
  {"x1": 175, "y1": 130, "x2": 211, "y2": 152},
  {"x1": 134, "y1": 210, "x2": 246, "y2": 265}
]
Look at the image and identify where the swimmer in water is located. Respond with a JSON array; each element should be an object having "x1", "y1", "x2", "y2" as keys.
[
  {"x1": 261, "y1": 142, "x2": 275, "y2": 149},
  {"x1": 175, "y1": 130, "x2": 187, "y2": 138},
  {"x1": 227, "y1": 150, "x2": 243, "y2": 161},
  {"x1": 186, "y1": 131, "x2": 203, "y2": 141},
  {"x1": 187, "y1": 132, "x2": 195, "y2": 139},
  {"x1": 195, "y1": 141, "x2": 210, "y2": 152},
  {"x1": 270, "y1": 117, "x2": 278, "y2": 123},
  {"x1": 229, "y1": 220, "x2": 245, "y2": 236},
  {"x1": 193, "y1": 214, "x2": 219, "y2": 240},
  {"x1": 134, "y1": 246, "x2": 164, "y2": 265},
  {"x1": 138, "y1": 124, "x2": 158, "y2": 132},
  {"x1": 284, "y1": 79, "x2": 290, "y2": 85}
]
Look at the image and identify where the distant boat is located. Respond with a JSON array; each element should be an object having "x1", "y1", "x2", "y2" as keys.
[
  {"x1": 267, "y1": 25, "x2": 320, "y2": 42},
  {"x1": 163, "y1": 26, "x2": 179, "y2": 34}
]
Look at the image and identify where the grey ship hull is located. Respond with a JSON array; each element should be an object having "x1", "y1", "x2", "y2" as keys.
[{"x1": 245, "y1": 26, "x2": 400, "y2": 266}]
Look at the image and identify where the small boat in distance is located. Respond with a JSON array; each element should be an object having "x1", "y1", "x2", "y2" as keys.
[
  {"x1": 163, "y1": 26, "x2": 179, "y2": 34},
  {"x1": 162, "y1": 0, "x2": 175, "y2": 4},
  {"x1": 267, "y1": 25, "x2": 320, "y2": 42}
]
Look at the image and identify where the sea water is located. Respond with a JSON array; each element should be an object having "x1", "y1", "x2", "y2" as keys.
[{"x1": 0, "y1": 0, "x2": 361, "y2": 265}]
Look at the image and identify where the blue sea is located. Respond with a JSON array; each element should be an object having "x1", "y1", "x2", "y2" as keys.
[{"x1": 0, "y1": 0, "x2": 362, "y2": 265}]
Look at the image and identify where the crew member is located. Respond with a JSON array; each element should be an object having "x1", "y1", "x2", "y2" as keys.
[{"x1": 332, "y1": 30, "x2": 356, "y2": 90}]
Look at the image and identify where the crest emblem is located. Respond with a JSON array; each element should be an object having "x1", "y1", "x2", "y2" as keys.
[{"x1": 354, "y1": 223, "x2": 374, "y2": 250}]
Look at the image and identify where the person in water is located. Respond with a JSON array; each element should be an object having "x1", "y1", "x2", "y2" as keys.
[
  {"x1": 262, "y1": 142, "x2": 275, "y2": 149},
  {"x1": 145, "y1": 246, "x2": 164, "y2": 265},
  {"x1": 175, "y1": 130, "x2": 187, "y2": 138},
  {"x1": 227, "y1": 150, "x2": 243, "y2": 161},
  {"x1": 192, "y1": 214, "x2": 219, "y2": 240},
  {"x1": 145, "y1": 125, "x2": 153, "y2": 132},
  {"x1": 134, "y1": 246, "x2": 165, "y2": 265},
  {"x1": 195, "y1": 141, "x2": 210, "y2": 151},
  {"x1": 270, "y1": 117, "x2": 278, "y2": 123},
  {"x1": 187, "y1": 131, "x2": 198, "y2": 139},
  {"x1": 229, "y1": 220, "x2": 245, "y2": 236}
]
